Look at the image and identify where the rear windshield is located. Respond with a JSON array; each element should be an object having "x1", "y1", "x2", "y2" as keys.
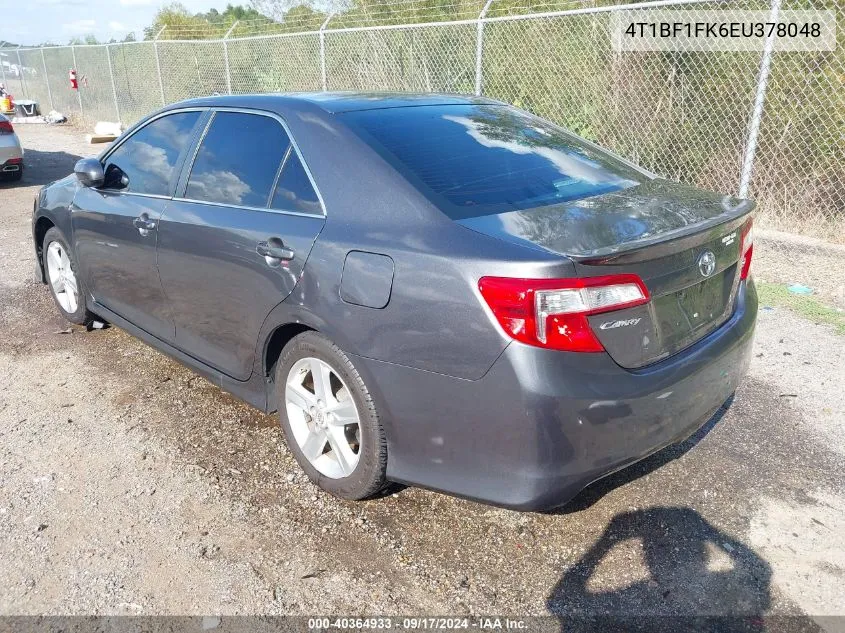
[{"x1": 342, "y1": 104, "x2": 645, "y2": 220}]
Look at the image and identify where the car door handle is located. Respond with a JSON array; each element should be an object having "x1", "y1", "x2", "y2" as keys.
[
  {"x1": 132, "y1": 214, "x2": 156, "y2": 236},
  {"x1": 257, "y1": 239, "x2": 295, "y2": 264}
]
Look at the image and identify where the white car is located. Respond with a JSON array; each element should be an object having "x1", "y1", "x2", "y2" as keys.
[{"x1": 0, "y1": 113, "x2": 23, "y2": 182}]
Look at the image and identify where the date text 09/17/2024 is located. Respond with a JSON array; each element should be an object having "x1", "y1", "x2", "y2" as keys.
[{"x1": 308, "y1": 617, "x2": 528, "y2": 630}]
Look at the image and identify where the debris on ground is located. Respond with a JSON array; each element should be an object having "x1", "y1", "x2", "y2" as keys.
[
  {"x1": 88, "y1": 121, "x2": 123, "y2": 144},
  {"x1": 87, "y1": 134, "x2": 118, "y2": 144},
  {"x1": 94, "y1": 121, "x2": 123, "y2": 136},
  {"x1": 11, "y1": 116, "x2": 46, "y2": 124},
  {"x1": 787, "y1": 284, "x2": 813, "y2": 295},
  {"x1": 10, "y1": 110, "x2": 67, "y2": 125},
  {"x1": 46, "y1": 111, "x2": 67, "y2": 124}
]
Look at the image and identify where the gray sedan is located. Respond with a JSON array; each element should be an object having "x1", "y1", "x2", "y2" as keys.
[
  {"x1": 0, "y1": 113, "x2": 23, "y2": 181},
  {"x1": 32, "y1": 93, "x2": 757, "y2": 510}
]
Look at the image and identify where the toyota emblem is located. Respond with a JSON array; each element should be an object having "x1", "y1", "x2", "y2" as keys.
[{"x1": 698, "y1": 250, "x2": 716, "y2": 277}]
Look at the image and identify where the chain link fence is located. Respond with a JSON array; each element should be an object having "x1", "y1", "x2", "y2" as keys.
[{"x1": 2, "y1": 0, "x2": 843, "y2": 301}]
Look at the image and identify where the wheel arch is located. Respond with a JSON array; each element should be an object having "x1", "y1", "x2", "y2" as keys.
[
  {"x1": 255, "y1": 287, "x2": 377, "y2": 414},
  {"x1": 33, "y1": 215, "x2": 56, "y2": 283},
  {"x1": 257, "y1": 314, "x2": 379, "y2": 415},
  {"x1": 263, "y1": 322, "x2": 315, "y2": 383}
]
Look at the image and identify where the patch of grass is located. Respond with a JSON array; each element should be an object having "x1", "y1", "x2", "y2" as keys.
[{"x1": 756, "y1": 281, "x2": 845, "y2": 336}]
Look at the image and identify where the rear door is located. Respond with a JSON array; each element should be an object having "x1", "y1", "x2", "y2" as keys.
[
  {"x1": 71, "y1": 109, "x2": 205, "y2": 342},
  {"x1": 157, "y1": 109, "x2": 325, "y2": 381}
]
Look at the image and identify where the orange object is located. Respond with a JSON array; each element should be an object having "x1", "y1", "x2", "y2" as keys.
[
  {"x1": 69, "y1": 69, "x2": 78, "y2": 90},
  {"x1": 0, "y1": 95, "x2": 13, "y2": 113}
]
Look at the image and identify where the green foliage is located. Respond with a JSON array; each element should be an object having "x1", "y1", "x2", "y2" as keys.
[
  {"x1": 68, "y1": 34, "x2": 101, "y2": 45},
  {"x1": 757, "y1": 282, "x2": 845, "y2": 335},
  {"x1": 144, "y1": 2, "x2": 266, "y2": 40}
]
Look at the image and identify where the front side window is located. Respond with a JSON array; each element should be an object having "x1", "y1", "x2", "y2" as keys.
[
  {"x1": 186, "y1": 112, "x2": 291, "y2": 207},
  {"x1": 104, "y1": 110, "x2": 201, "y2": 196}
]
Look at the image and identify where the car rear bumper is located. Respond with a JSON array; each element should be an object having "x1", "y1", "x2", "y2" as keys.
[
  {"x1": 1, "y1": 139, "x2": 23, "y2": 173},
  {"x1": 1, "y1": 160, "x2": 22, "y2": 174},
  {"x1": 354, "y1": 280, "x2": 757, "y2": 511}
]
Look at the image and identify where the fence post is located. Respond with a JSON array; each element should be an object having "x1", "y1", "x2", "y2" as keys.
[
  {"x1": 0, "y1": 49, "x2": 7, "y2": 87},
  {"x1": 475, "y1": 0, "x2": 495, "y2": 96},
  {"x1": 71, "y1": 46, "x2": 84, "y2": 119},
  {"x1": 739, "y1": 0, "x2": 781, "y2": 198},
  {"x1": 16, "y1": 47, "x2": 29, "y2": 99},
  {"x1": 40, "y1": 48, "x2": 54, "y2": 111},
  {"x1": 105, "y1": 44, "x2": 121, "y2": 123},
  {"x1": 154, "y1": 27, "x2": 167, "y2": 106},
  {"x1": 223, "y1": 21, "x2": 238, "y2": 95},
  {"x1": 319, "y1": 13, "x2": 335, "y2": 92}
]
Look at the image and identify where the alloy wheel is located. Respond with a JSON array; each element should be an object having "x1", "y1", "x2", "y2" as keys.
[
  {"x1": 285, "y1": 357, "x2": 361, "y2": 479},
  {"x1": 46, "y1": 241, "x2": 79, "y2": 314}
]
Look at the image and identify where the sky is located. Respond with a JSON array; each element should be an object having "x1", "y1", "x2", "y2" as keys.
[{"x1": 1, "y1": 0, "x2": 234, "y2": 46}]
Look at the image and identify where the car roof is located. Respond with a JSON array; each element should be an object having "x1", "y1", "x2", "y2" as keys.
[{"x1": 170, "y1": 92, "x2": 503, "y2": 115}]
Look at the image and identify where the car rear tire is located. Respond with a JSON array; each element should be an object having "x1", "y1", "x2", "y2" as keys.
[
  {"x1": 275, "y1": 331, "x2": 387, "y2": 500},
  {"x1": 43, "y1": 227, "x2": 95, "y2": 326}
]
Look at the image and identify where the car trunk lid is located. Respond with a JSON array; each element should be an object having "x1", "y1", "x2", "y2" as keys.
[{"x1": 458, "y1": 178, "x2": 754, "y2": 368}]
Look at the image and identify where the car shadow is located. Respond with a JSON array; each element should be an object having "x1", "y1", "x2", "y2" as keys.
[
  {"x1": 0, "y1": 147, "x2": 83, "y2": 188},
  {"x1": 546, "y1": 506, "x2": 778, "y2": 632},
  {"x1": 553, "y1": 396, "x2": 733, "y2": 515}
]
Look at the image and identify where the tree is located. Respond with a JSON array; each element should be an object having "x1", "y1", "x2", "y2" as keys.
[
  {"x1": 144, "y1": 2, "x2": 215, "y2": 40},
  {"x1": 248, "y1": 0, "x2": 326, "y2": 23},
  {"x1": 68, "y1": 35, "x2": 100, "y2": 45},
  {"x1": 144, "y1": 2, "x2": 271, "y2": 39}
]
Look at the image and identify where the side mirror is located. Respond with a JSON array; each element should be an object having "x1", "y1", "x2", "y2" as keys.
[
  {"x1": 104, "y1": 163, "x2": 129, "y2": 189},
  {"x1": 74, "y1": 158, "x2": 105, "y2": 188}
]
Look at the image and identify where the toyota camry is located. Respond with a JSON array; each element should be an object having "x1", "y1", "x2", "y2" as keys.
[{"x1": 32, "y1": 93, "x2": 757, "y2": 510}]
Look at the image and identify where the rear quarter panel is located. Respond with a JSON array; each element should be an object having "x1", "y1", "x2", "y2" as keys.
[
  {"x1": 0, "y1": 132, "x2": 23, "y2": 160},
  {"x1": 258, "y1": 109, "x2": 575, "y2": 380}
]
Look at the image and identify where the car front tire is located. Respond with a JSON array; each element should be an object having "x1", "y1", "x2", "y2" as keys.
[
  {"x1": 275, "y1": 331, "x2": 388, "y2": 500},
  {"x1": 42, "y1": 227, "x2": 95, "y2": 326}
]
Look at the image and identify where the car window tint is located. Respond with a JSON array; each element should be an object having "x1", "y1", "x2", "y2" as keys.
[
  {"x1": 342, "y1": 105, "x2": 646, "y2": 220},
  {"x1": 186, "y1": 112, "x2": 290, "y2": 208},
  {"x1": 104, "y1": 111, "x2": 201, "y2": 196},
  {"x1": 270, "y1": 151, "x2": 322, "y2": 215}
]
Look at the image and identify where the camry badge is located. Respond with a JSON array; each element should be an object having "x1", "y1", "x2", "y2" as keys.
[
  {"x1": 698, "y1": 250, "x2": 716, "y2": 278},
  {"x1": 599, "y1": 318, "x2": 642, "y2": 330}
]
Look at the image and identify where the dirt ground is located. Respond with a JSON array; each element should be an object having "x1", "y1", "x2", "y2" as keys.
[{"x1": 1, "y1": 123, "x2": 844, "y2": 627}]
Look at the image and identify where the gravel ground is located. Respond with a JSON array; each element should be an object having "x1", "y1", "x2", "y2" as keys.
[{"x1": 1, "y1": 124, "x2": 844, "y2": 626}]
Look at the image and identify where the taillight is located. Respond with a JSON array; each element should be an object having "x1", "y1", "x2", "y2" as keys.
[
  {"x1": 478, "y1": 274, "x2": 649, "y2": 353},
  {"x1": 0, "y1": 120, "x2": 13, "y2": 135},
  {"x1": 740, "y1": 218, "x2": 753, "y2": 280}
]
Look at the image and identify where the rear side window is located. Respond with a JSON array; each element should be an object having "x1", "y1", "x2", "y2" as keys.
[
  {"x1": 271, "y1": 151, "x2": 321, "y2": 215},
  {"x1": 104, "y1": 110, "x2": 201, "y2": 196},
  {"x1": 186, "y1": 112, "x2": 290, "y2": 207},
  {"x1": 342, "y1": 105, "x2": 645, "y2": 220}
]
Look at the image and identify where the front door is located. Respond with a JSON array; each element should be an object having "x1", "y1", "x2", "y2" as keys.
[
  {"x1": 157, "y1": 110, "x2": 325, "y2": 380},
  {"x1": 71, "y1": 109, "x2": 205, "y2": 342}
]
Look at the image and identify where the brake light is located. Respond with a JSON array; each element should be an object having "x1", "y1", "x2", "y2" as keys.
[
  {"x1": 740, "y1": 218, "x2": 753, "y2": 280},
  {"x1": 478, "y1": 274, "x2": 649, "y2": 353},
  {"x1": 0, "y1": 120, "x2": 13, "y2": 135}
]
